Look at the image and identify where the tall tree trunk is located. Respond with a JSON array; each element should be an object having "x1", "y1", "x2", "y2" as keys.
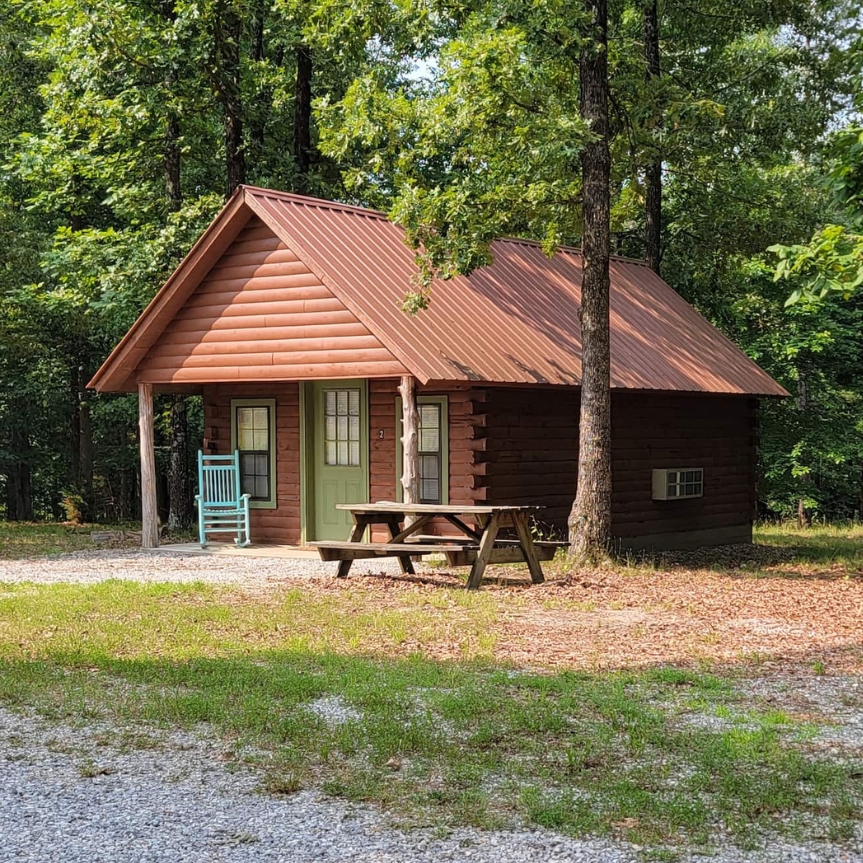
[
  {"x1": 643, "y1": 0, "x2": 662, "y2": 274},
  {"x1": 796, "y1": 368, "x2": 812, "y2": 529},
  {"x1": 167, "y1": 395, "x2": 193, "y2": 531},
  {"x1": 164, "y1": 113, "x2": 182, "y2": 211},
  {"x1": 569, "y1": 0, "x2": 613, "y2": 562},
  {"x1": 78, "y1": 366, "x2": 94, "y2": 522},
  {"x1": 5, "y1": 424, "x2": 34, "y2": 521},
  {"x1": 161, "y1": 95, "x2": 195, "y2": 531},
  {"x1": 212, "y1": 0, "x2": 245, "y2": 195},
  {"x1": 293, "y1": 44, "x2": 312, "y2": 193}
]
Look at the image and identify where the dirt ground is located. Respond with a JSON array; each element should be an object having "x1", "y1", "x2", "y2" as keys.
[{"x1": 282, "y1": 548, "x2": 863, "y2": 674}]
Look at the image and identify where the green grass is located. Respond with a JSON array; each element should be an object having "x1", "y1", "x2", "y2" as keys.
[
  {"x1": 0, "y1": 522, "x2": 137, "y2": 558},
  {"x1": 754, "y1": 521, "x2": 863, "y2": 568},
  {"x1": 0, "y1": 580, "x2": 859, "y2": 851}
]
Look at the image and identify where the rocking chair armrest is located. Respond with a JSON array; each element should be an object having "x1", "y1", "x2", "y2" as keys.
[{"x1": 240, "y1": 493, "x2": 251, "y2": 502}]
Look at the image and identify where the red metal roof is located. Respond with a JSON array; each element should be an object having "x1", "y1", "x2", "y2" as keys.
[
  {"x1": 245, "y1": 187, "x2": 787, "y2": 396},
  {"x1": 91, "y1": 185, "x2": 788, "y2": 396}
]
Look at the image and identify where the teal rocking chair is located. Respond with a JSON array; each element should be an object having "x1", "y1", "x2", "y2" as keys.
[{"x1": 195, "y1": 451, "x2": 251, "y2": 547}]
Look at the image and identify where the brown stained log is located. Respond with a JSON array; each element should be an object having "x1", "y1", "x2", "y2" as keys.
[
  {"x1": 153, "y1": 334, "x2": 385, "y2": 356},
  {"x1": 183, "y1": 289, "x2": 346, "y2": 310},
  {"x1": 141, "y1": 360, "x2": 408, "y2": 383},
  {"x1": 399, "y1": 375, "x2": 420, "y2": 512},
  {"x1": 190, "y1": 274, "x2": 329, "y2": 296},
  {"x1": 140, "y1": 347, "x2": 399, "y2": 371},
  {"x1": 206, "y1": 260, "x2": 307, "y2": 281},
  {"x1": 138, "y1": 382, "x2": 159, "y2": 548},
  {"x1": 173, "y1": 303, "x2": 360, "y2": 323}
]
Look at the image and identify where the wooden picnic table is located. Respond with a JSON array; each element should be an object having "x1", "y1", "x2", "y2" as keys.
[{"x1": 311, "y1": 502, "x2": 551, "y2": 590}]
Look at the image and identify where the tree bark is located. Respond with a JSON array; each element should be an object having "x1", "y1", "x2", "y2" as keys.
[
  {"x1": 78, "y1": 369, "x2": 94, "y2": 522},
  {"x1": 138, "y1": 383, "x2": 159, "y2": 548},
  {"x1": 293, "y1": 44, "x2": 313, "y2": 193},
  {"x1": 399, "y1": 375, "x2": 420, "y2": 508},
  {"x1": 5, "y1": 424, "x2": 33, "y2": 521},
  {"x1": 164, "y1": 113, "x2": 182, "y2": 212},
  {"x1": 569, "y1": 0, "x2": 613, "y2": 562},
  {"x1": 167, "y1": 395, "x2": 194, "y2": 531},
  {"x1": 212, "y1": 0, "x2": 245, "y2": 195},
  {"x1": 643, "y1": 0, "x2": 662, "y2": 274}
]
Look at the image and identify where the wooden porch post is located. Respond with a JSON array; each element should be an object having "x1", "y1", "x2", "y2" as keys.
[
  {"x1": 138, "y1": 382, "x2": 159, "y2": 548},
  {"x1": 399, "y1": 375, "x2": 420, "y2": 509}
]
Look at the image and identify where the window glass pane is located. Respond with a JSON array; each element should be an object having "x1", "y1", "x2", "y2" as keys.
[
  {"x1": 255, "y1": 475, "x2": 269, "y2": 499},
  {"x1": 326, "y1": 416, "x2": 336, "y2": 440},
  {"x1": 421, "y1": 478, "x2": 439, "y2": 502},
  {"x1": 238, "y1": 427, "x2": 254, "y2": 450},
  {"x1": 349, "y1": 390, "x2": 360, "y2": 416},
  {"x1": 252, "y1": 407, "x2": 267, "y2": 429},
  {"x1": 420, "y1": 454, "x2": 439, "y2": 479},
  {"x1": 238, "y1": 408, "x2": 253, "y2": 429},
  {"x1": 349, "y1": 441, "x2": 360, "y2": 465},
  {"x1": 241, "y1": 475, "x2": 255, "y2": 496},
  {"x1": 326, "y1": 441, "x2": 337, "y2": 465},
  {"x1": 667, "y1": 485, "x2": 678, "y2": 498},
  {"x1": 338, "y1": 441, "x2": 348, "y2": 464},
  {"x1": 326, "y1": 391, "x2": 336, "y2": 415},
  {"x1": 420, "y1": 427, "x2": 439, "y2": 453},
  {"x1": 252, "y1": 429, "x2": 267, "y2": 450},
  {"x1": 337, "y1": 415, "x2": 347, "y2": 440},
  {"x1": 337, "y1": 390, "x2": 348, "y2": 414}
]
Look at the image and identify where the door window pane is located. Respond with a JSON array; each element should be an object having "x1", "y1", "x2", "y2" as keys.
[{"x1": 324, "y1": 389, "x2": 361, "y2": 466}]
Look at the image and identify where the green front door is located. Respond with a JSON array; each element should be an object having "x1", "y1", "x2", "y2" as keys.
[{"x1": 310, "y1": 380, "x2": 369, "y2": 541}]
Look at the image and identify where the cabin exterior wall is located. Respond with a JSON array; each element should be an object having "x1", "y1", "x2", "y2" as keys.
[
  {"x1": 480, "y1": 387, "x2": 757, "y2": 549},
  {"x1": 202, "y1": 381, "x2": 756, "y2": 550}
]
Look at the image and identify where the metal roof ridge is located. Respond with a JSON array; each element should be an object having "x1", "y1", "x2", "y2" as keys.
[{"x1": 240, "y1": 185, "x2": 389, "y2": 220}]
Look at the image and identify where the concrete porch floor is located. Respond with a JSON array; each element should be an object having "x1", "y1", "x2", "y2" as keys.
[{"x1": 154, "y1": 542, "x2": 319, "y2": 559}]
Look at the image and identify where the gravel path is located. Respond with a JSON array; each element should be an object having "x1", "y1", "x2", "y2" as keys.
[
  {"x1": 0, "y1": 549, "x2": 406, "y2": 585},
  {"x1": 2, "y1": 707, "x2": 861, "y2": 863}
]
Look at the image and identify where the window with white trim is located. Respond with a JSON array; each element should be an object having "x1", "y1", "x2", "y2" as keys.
[{"x1": 231, "y1": 399, "x2": 277, "y2": 508}]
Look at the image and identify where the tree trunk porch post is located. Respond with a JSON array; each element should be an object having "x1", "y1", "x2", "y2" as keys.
[
  {"x1": 138, "y1": 382, "x2": 159, "y2": 548},
  {"x1": 399, "y1": 375, "x2": 420, "y2": 509}
]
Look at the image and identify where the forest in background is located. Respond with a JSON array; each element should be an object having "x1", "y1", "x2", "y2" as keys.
[{"x1": 1, "y1": 0, "x2": 862, "y2": 528}]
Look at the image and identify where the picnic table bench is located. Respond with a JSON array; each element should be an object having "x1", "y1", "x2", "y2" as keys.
[{"x1": 311, "y1": 502, "x2": 560, "y2": 590}]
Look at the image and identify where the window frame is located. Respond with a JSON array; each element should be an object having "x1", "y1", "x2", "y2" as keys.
[
  {"x1": 395, "y1": 394, "x2": 449, "y2": 505},
  {"x1": 231, "y1": 398, "x2": 277, "y2": 509}
]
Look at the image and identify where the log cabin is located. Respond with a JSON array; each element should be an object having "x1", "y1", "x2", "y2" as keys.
[{"x1": 90, "y1": 185, "x2": 788, "y2": 551}]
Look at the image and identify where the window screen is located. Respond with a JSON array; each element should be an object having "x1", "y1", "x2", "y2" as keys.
[
  {"x1": 324, "y1": 389, "x2": 361, "y2": 466},
  {"x1": 236, "y1": 406, "x2": 271, "y2": 500},
  {"x1": 418, "y1": 403, "x2": 441, "y2": 504}
]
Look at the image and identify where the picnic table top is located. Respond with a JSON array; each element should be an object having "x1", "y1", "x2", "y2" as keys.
[{"x1": 336, "y1": 502, "x2": 542, "y2": 516}]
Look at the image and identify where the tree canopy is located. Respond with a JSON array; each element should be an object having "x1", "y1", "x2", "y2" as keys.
[{"x1": 0, "y1": 0, "x2": 861, "y2": 525}]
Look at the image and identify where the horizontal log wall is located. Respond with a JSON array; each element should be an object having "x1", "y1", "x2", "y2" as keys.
[
  {"x1": 202, "y1": 382, "x2": 301, "y2": 544},
  {"x1": 138, "y1": 217, "x2": 408, "y2": 384},
  {"x1": 368, "y1": 379, "x2": 483, "y2": 540},
  {"x1": 482, "y1": 387, "x2": 757, "y2": 548}
]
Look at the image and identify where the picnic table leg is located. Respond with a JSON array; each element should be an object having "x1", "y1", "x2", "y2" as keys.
[
  {"x1": 387, "y1": 517, "x2": 415, "y2": 575},
  {"x1": 513, "y1": 512, "x2": 545, "y2": 585},
  {"x1": 336, "y1": 520, "x2": 366, "y2": 578},
  {"x1": 466, "y1": 512, "x2": 501, "y2": 590}
]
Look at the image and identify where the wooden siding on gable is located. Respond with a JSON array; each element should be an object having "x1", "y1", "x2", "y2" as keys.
[{"x1": 137, "y1": 217, "x2": 408, "y2": 385}]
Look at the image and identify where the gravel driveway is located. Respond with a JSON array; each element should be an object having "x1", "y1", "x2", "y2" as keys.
[
  {"x1": 0, "y1": 548, "x2": 404, "y2": 586},
  {"x1": 2, "y1": 707, "x2": 860, "y2": 863},
  {"x1": 1, "y1": 550, "x2": 862, "y2": 862}
]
